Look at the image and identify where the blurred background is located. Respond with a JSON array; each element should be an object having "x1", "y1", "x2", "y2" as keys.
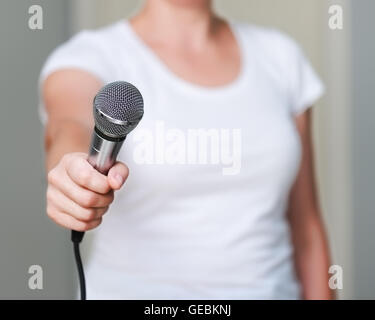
[{"x1": 0, "y1": 0, "x2": 373, "y2": 299}]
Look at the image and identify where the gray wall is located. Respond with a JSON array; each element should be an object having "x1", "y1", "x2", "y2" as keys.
[
  {"x1": 0, "y1": 1, "x2": 74, "y2": 299},
  {"x1": 351, "y1": 0, "x2": 375, "y2": 299}
]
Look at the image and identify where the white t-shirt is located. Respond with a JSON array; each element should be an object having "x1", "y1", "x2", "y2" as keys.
[{"x1": 39, "y1": 20, "x2": 324, "y2": 299}]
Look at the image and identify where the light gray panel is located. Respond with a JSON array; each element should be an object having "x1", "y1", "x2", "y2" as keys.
[
  {"x1": 351, "y1": 0, "x2": 375, "y2": 299},
  {"x1": 0, "y1": 0, "x2": 74, "y2": 299}
]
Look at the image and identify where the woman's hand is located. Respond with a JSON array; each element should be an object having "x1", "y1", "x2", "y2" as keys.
[{"x1": 46, "y1": 152, "x2": 129, "y2": 231}]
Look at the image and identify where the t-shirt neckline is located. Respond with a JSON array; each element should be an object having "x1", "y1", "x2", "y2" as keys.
[{"x1": 119, "y1": 19, "x2": 248, "y2": 97}]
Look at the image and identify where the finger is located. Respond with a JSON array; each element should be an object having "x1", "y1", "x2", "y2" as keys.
[
  {"x1": 53, "y1": 172, "x2": 114, "y2": 208},
  {"x1": 107, "y1": 161, "x2": 129, "y2": 190},
  {"x1": 66, "y1": 156, "x2": 111, "y2": 194},
  {"x1": 47, "y1": 203, "x2": 102, "y2": 231},
  {"x1": 47, "y1": 185, "x2": 108, "y2": 222}
]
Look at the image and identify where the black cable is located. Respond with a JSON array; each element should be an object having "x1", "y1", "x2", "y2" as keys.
[{"x1": 71, "y1": 230, "x2": 86, "y2": 300}]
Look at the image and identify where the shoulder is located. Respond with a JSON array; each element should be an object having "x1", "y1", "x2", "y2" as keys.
[
  {"x1": 233, "y1": 22, "x2": 324, "y2": 115},
  {"x1": 233, "y1": 22, "x2": 304, "y2": 65},
  {"x1": 40, "y1": 21, "x2": 127, "y2": 84},
  {"x1": 52, "y1": 21, "x2": 125, "y2": 57}
]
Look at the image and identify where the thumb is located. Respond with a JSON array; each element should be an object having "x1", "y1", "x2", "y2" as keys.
[{"x1": 107, "y1": 162, "x2": 129, "y2": 190}]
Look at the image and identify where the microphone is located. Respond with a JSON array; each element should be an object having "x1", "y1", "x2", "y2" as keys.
[
  {"x1": 88, "y1": 81, "x2": 144, "y2": 174},
  {"x1": 71, "y1": 81, "x2": 144, "y2": 300}
]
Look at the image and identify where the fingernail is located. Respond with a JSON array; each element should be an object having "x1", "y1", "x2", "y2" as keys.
[{"x1": 115, "y1": 174, "x2": 124, "y2": 186}]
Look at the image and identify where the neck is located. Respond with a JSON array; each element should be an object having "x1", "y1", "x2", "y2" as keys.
[{"x1": 131, "y1": 0, "x2": 219, "y2": 48}]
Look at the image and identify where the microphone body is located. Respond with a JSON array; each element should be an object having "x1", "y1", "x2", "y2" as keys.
[{"x1": 88, "y1": 127, "x2": 125, "y2": 175}]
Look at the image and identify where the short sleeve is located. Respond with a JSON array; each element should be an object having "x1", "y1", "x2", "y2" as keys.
[
  {"x1": 286, "y1": 39, "x2": 325, "y2": 115},
  {"x1": 38, "y1": 30, "x2": 113, "y2": 124}
]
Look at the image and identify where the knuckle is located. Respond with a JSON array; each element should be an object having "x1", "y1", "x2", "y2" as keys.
[
  {"x1": 77, "y1": 219, "x2": 101, "y2": 231},
  {"x1": 107, "y1": 193, "x2": 114, "y2": 205},
  {"x1": 61, "y1": 153, "x2": 73, "y2": 165},
  {"x1": 46, "y1": 187, "x2": 53, "y2": 202},
  {"x1": 77, "y1": 168, "x2": 92, "y2": 186},
  {"x1": 95, "y1": 218, "x2": 103, "y2": 227},
  {"x1": 96, "y1": 207, "x2": 108, "y2": 218},
  {"x1": 46, "y1": 205, "x2": 57, "y2": 220},
  {"x1": 46, "y1": 207, "x2": 52, "y2": 219},
  {"x1": 90, "y1": 218, "x2": 102, "y2": 230},
  {"x1": 100, "y1": 196, "x2": 112, "y2": 208},
  {"x1": 81, "y1": 192, "x2": 97, "y2": 208},
  {"x1": 81, "y1": 208, "x2": 97, "y2": 222},
  {"x1": 66, "y1": 153, "x2": 84, "y2": 171},
  {"x1": 101, "y1": 181, "x2": 111, "y2": 193},
  {"x1": 47, "y1": 169, "x2": 57, "y2": 185},
  {"x1": 75, "y1": 222, "x2": 88, "y2": 232}
]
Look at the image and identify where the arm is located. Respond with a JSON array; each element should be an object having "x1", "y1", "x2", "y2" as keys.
[
  {"x1": 287, "y1": 108, "x2": 334, "y2": 300},
  {"x1": 43, "y1": 70, "x2": 101, "y2": 170},
  {"x1": 43, "y1": 70, "x2": 129, "y2": 231}
]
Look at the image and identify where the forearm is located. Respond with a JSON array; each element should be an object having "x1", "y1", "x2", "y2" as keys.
[
  {"x1": 293, "y1": 216, "x2": 333, "y2": 300},
  {"x1": 45, "y1": 120, "x2": 91, "y2": 171}
]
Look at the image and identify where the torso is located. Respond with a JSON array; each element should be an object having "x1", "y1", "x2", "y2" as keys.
[{"x1": 78, "y1": 20, "x2": 303, "y2": 299}]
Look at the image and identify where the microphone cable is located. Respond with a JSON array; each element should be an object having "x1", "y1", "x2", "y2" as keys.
[{"x1": 71, "y1": 230, "x2": 86, "y2": 300}]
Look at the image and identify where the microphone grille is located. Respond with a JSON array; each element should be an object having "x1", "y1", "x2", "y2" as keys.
[{"x1": 93, "y1": 81, "x2": 144, "y2": 138}]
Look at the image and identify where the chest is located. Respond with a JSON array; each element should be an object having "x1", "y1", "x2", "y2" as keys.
[{"x1": 116, "y1": 74, "x2": 301, "y2": 198}]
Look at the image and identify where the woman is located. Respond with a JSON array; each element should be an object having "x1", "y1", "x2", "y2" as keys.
[{"x1": 41, "y1": 0, "x2": 333, "y2": 299}]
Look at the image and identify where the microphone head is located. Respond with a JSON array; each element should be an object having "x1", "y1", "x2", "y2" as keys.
[{"x1": 93, "y1": 81, "x2": 144, "y2": 139}]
